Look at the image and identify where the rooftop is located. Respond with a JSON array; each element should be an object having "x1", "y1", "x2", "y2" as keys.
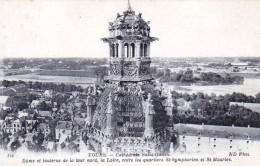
[{"x1": 0, "y1": 96, "x2": 9, "y2": 105}]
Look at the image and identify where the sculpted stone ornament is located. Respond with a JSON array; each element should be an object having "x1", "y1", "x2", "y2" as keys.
[
  {"x1": 140, "y1": 65, "x2": 149, "y2": 75},
  {"x1": 110, "y1": 63, "x2": 120, "y2": 75},
  {"x1": 123, "y1": 62, "x2": 138, "y2": 76}
]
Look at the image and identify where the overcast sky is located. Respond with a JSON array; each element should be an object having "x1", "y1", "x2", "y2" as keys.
[{"x1": 1, "y1": 0, "x2": 260, "y2": 59}]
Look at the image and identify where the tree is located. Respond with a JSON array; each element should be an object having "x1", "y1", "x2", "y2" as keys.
[
  {"x1": 2, "y1": 80, "x2": 11, "y2": 87},
  {"x1": 256, "y1": 93, "x2": 260, "y2": 103},
  {"x1": 164, "y1": 68, "x2": 171, "y2": 77},
  {"x1": 16, "y1": 101, "x2": 28, "y2": 110},
  {"x1": 94, "y1": 66, "x2": 107, "y2": 81}
]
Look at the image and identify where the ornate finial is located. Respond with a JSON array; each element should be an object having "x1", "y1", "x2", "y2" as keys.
[
  {"x1": 147, "y1": 93, "x2": 152, "y2": 103},
  {"x1": 168, "y1": 89, "x2": 172, "y2": 99},
  {"x1": 146, "y1": 93, "x2": 155, "y2": 115},
  {"x1": 127, "y1": 0, "x2": 133, "y2": 11},
  {"x1": 167, "y1": 89, "x2": 174, "y2": 107}
]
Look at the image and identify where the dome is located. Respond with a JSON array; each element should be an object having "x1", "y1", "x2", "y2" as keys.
[{"x1": 108, "y1": 5, "x2": 150, "y2": 37}]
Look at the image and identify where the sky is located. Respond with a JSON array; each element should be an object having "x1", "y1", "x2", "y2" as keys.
[{"x1": 1, "y1": 0, "x2": 260, "y2": 59}]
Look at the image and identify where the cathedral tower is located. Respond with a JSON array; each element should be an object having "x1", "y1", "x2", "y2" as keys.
[{"x1": 88, "y1": 1, "x2": 172, "y2": 154}]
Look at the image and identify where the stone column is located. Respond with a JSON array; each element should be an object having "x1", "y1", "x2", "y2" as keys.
[
  {"x1": 136, "y1": 42, "x2": 141, "y2": 58},
  {"x1": 109, "y1": 43, "x2": 112, "y2": 58},
  {"x1": 118, "y1": 41, "x2": 123, "y2": 58},
  {"x1": 147, "y1": 43, "x2": 151, "y2": 57}
]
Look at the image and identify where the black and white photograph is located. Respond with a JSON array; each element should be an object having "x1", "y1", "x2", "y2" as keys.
[{"x1": 0, "y1": 0, "x2": 260, "y2": 165}]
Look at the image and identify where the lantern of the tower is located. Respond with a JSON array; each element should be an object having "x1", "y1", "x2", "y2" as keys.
[{"x1": 102, "y1": 2, "x2": 158, "y2": 83}]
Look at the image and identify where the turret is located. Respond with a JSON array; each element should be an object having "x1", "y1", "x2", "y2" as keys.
[{"x1": 144, "y1": 93, "x2": 155, "y2": 138}]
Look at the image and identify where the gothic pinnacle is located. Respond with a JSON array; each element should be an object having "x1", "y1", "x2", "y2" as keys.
[{"x1": 127, "y1": 0, "x2": 133, "y2": 11}]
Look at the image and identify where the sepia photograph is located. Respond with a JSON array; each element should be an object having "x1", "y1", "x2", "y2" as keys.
[{"x1": 0, "y1": 0, "x2": 260, "y2": 165}]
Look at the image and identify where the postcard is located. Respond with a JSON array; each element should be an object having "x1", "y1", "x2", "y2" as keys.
[{"x1": 0, "y1": 0, "x2": 260, "y2": 165}]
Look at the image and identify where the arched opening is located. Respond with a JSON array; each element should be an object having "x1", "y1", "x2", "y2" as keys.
[
  {"x1": 124, "y1": 43, "x2": 129, "y2": 57},
  {"x1": 115, "y1": 44, "x2": 119, "y2": 57},
  {"x1": 111, "y1": 44, "x2": 115, "y2": 57},
  {"x1": 140, "y1": 43, "x2": 144, "y2": 57},
  {"x1": 130, "y1": 43, "x2": 135, "y2": 57},
  {"x1": 144, "y1": 44, "x2": 147, "y2": 57}
]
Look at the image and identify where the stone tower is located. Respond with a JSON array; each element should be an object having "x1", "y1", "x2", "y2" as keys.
[
  {"x1": 102, "y1": 1, "x2": 158, "y2": 83},
  {"x1": 88, "y1": 1, "x2": 172, "y2": 154}
]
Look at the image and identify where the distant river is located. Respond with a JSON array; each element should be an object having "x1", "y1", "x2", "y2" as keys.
[
  {"x1": 167, "y1": 78, "x2": 260, "y2": 96},
  {"x1": 1, "y1": 72, "x2": 260, "y2": 96},
  {"x1": 0, "y1": 73, "x2": 96, "y2": 88}
]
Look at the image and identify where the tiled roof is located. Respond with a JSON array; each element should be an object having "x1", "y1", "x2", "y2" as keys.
[
  {"x1": 0, "y1": 96, "x2": 9, "y2": 105},
  {"x1": 92, "y1": 83, "x2": 168, "y2": 137},
  {"x1": 56, "y1": 121, "x2": 73, "y2": 130}
]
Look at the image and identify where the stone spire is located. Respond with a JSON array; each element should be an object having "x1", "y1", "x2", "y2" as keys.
[
  {"x1": 93, "y1": 83, "x2": 97, "y2": 95},
  {"x1": 165, "y1": 90, "x2": 175, "y2": 138},
  {"x1": 166, "y1": 90, "x2": 174, "y2": 116},
  {"x1": 144, "y1": 93, "x2": 155, "y2": 138},
  {"x1": 107, "y1": 93, "x2": 114, "y2": 114},
  {"x1": 127, "y1": 0, "x2": 133, "y2": 11},
  {"x1": 86, "y1": 95, "x2": 93, "y2": 126},
  {"x1": 106, "y1": 93, "x2": 115, "y2": 137}
]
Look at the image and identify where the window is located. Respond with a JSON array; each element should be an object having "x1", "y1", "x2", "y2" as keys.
[
  {"x1": 124, "y1": 43, "x2": 129, "y2": 57},
  {"x1": 115, "y1": 44, "x2": 119, "y2": 57},
  {"x1": 14, "y1": 124, "x2": 16, "y2": 127},
  {"x1": 117, "y1": 122, "x2": 124, "y2": 127},
  {"x1": 144, "y1": 44, "x2": 147, "y2": 57},
  {"x1": 111, "y1": 44, "x2": 115, "y2": 57},
  {"x1": 130, "y1": 43, "x2": 135, "y2": 57},
  {"x1": 140, "y1": 43, "x2": 144, "y2": 57}
]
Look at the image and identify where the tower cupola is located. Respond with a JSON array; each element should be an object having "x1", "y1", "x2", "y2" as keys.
[{"x1": 102, "y1": 1, "x2": 158, "y2": 83}]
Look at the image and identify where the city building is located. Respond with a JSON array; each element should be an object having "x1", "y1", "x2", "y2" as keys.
[{"x1": 174, "y1": 123, "x2": 260, "y2": 154}]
